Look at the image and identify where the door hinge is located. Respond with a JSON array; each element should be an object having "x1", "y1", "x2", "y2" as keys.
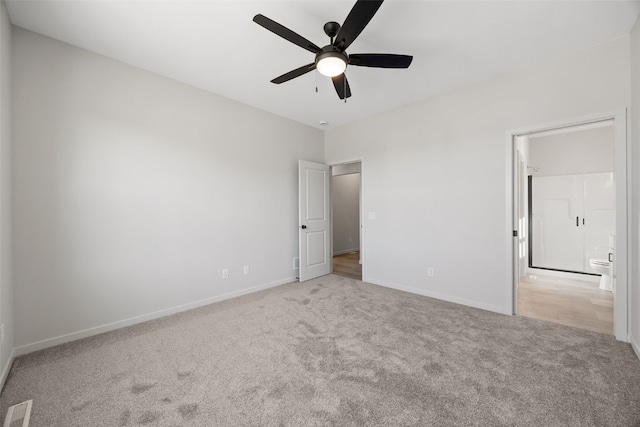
[{"x1": 513, "y1": 230, "x2": 518, "y2": 237}]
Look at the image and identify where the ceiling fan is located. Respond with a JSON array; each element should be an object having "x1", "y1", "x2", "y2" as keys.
[{"x1": 253, "y1": 0, "x2": 413, "y2": 100}]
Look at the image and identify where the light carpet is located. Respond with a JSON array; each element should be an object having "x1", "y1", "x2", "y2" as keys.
[{"x1": 1, "y1": 274, "x2": 639, "y2": 426}]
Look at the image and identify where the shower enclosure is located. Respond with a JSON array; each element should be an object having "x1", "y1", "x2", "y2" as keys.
[{"x1": 529, "y1": 172, "x2": 614, "y2": 275}]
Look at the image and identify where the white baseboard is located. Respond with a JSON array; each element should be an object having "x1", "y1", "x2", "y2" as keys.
[
  {"x1": 333, "y1": 248, "x2": 360, "y2": 256},
  {"x1": 14, "y1": 277, "x2": 296, "y2": 357},
  {"x1": 363, "y1": 277, "x2": 511, "y2": 316},
  {"x1": 0, "y1": 349, "x2": 15, "y2": 392},
  {"x1": 632, "y1": 337, "x2": 640, "y2": 362}
]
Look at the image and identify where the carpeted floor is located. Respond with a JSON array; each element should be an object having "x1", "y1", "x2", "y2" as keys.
[{"x1": 1, "y1": 274, "x2": 639, "y2": 426}]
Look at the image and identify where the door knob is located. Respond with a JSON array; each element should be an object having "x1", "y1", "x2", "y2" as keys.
[{"x1": 301, "y1": 225, "x2": 307, "y2": 229}]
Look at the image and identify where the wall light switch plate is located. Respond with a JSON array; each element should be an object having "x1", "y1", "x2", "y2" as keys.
[
  {"x1": 243, "y1": 265, "x2": 250, "y2": 275},
  {"x1": 368, "y1": 212, "x2": 376, "y2": 220}
]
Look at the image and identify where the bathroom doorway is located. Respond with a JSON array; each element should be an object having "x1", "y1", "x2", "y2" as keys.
[
  {"x1": 509, "y1": 112, "x2": 629, "y2": 340},
  {"x1": 331, "y1": 161, "x2": 362, "y2": 281}
]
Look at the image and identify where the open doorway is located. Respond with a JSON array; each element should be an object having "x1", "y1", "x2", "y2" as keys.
[
  {"x1": 331, "y1": 162, "x2": 362, "y2": 281},
  {"x1": 510, "y1": 112, "x2": 629, "y2": 341}
]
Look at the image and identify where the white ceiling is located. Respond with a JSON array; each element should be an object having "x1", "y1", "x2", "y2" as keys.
[{"x1": 5, "y1": 0, "x2": 640, "y2": 130}]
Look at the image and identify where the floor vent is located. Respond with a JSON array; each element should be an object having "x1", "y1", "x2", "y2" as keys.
[{"x1": 3, "y1": 400, "x2": 32, "y2": 427}]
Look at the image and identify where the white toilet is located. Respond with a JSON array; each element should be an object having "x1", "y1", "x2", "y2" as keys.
[{"x1": 589, "y1": 258, "x2": 612, "y2": 291}]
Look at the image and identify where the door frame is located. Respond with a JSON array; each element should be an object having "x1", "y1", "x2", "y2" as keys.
[
  {"x1": 329, "y1": 159, "x2": 365, "y2": 280},
  {"x1": 505, "y1": 110, "x2": 629, "y2": 342}
]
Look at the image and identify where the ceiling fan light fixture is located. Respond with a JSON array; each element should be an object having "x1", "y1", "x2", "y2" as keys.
[{"x1": 316, "y1": 51, "x2": 347, "y2": 77}]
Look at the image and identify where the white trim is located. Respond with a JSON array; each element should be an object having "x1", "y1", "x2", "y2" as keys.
[
  {"x1": 507, "y1": 112, "x2": 622, "y2": 138},
  {"x1": 0, "y1": 348, "x2": 14, "y2": 391},
  {"x1": 625, "y1": 106, "x2": 634, "y2": 348},
  {"x1": 366, "y1": 278, "x2": 512, "y2": 316},
  {"x1": 506, "y1": 132, "x2": 516, "y2": 314},
  {"x1": 505, "y1": 109, "x2": 629, "y2": 342},
  {"x1": 632, "y1": 338, "x2": 640, "y2": 362},
  {"x1": 360, "y1": 160, "x2": 365, "y2": 279},
  {"x1": 14, "y1": 277, "x2": 295, "y2": 356},
  {"x1": 613, "y1": 111, "x2": 630, "y2": 342}
]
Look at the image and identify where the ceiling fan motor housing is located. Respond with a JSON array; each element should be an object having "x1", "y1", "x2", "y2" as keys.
[{"x1": 315, "y1": 45, "x2": 348, "y2": 67}]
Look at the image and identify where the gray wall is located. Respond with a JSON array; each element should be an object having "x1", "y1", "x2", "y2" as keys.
[
  {"x1": 631, "y1": 15, "x2": 640, "y2": 358},
  {"x1": 5, "y1": 19, "x2": 640, "y2": 362},
  {"x1": 325, "y1": 37, "x2": 630, "y2": 315},
  {"x1": 529, "y1": 125, "x2": 614, "y2": 176},
  {"x1": 332, "y1": 173, "x2": 360, "y2": 255},
  {"x1": 0, "y1": 0, "x2": 14, "y2": 380},
  {"x1": 12, "y1": 28, "x2": 324, "y2": 353}
]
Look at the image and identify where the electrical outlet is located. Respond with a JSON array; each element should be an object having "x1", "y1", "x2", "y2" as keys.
[
  {"x1": 293, "y1": 257, "x2": 299, "y2": 270},
  {"x1": 428, "y1": 267, "x2": 434, "y2": 277},
  {"x1": 222, "y1": 269, "x2": 229, "y2": 279},
  {"x1": 243, "y1": 265, "x2": 250, "y2": 275}
]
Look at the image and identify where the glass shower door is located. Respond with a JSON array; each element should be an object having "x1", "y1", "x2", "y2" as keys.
[
  {"x1": 531, "y1": 175, "x2": 584, "y2": 272},
  {"x1": 530, "y1": 173, "x2": 614, "y2": 274}
]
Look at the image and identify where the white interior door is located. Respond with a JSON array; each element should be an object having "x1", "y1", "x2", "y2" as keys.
[{"x1": 299, "y1": 160, "x2": 331, "y2": 281}]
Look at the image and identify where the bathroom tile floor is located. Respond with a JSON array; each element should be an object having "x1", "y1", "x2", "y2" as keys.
[{"x1": 518, "y1": 274, "x2": 613, "y2": 335}]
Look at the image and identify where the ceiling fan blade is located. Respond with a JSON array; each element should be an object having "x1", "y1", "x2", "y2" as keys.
[
  {"x1": 349, "y1": 53, "x2": 413, "y2": 68},
  {"x1": 253, "y1": 14, "x2": 321, "y2": 54},
  {"x1": 271, "y1": 63, "x2": 316, "y2": 84},
  {"x1": 332, "y1": 73, "x2": 352, "y2": 100},
  {"x1": 333, "y1": 0, "x2": 384, "y2": 51}
]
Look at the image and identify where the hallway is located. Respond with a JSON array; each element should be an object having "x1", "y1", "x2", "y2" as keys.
[{"x1": 332, "y1": 252, "x2": 362, "y2": 281}]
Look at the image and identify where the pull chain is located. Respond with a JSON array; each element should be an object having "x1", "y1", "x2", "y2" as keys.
[
  {"x1": 315, "y1": 70, "x2": 318, "y2": 93},
  {"x1": 344, "y1": 75, "x2": 347, "y2": 103}
]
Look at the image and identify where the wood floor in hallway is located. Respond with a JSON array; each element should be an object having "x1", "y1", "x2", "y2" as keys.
[
  {"x1": 518, "y1": 275, "x2": 613, "y2": 335},
  {"x1": 333, "y1": 251, "x2": 362, "y2": 281}
]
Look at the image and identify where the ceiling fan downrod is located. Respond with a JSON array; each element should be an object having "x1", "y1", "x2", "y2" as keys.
[{"x1": 324, "y1": 21, "x2": 340, "y2": 45}]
